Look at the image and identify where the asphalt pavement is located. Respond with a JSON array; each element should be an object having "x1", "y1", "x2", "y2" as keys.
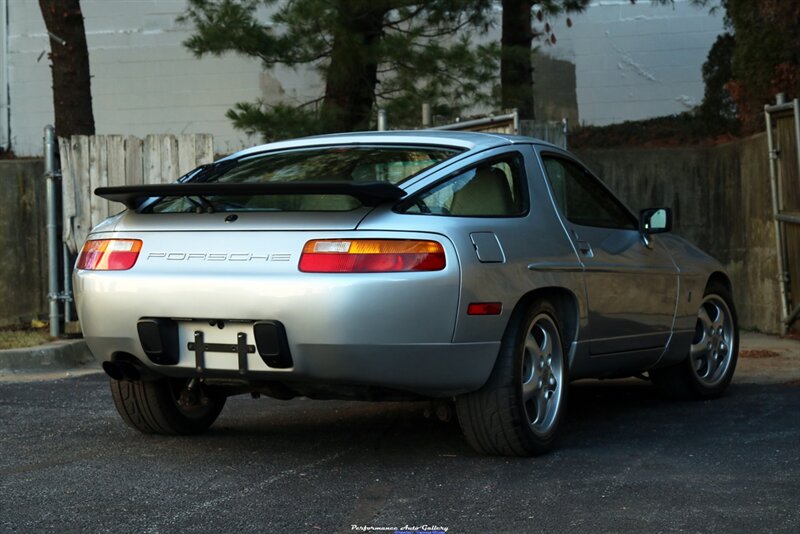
[{"x1": 1, "y1": 371, "x2": 798, "y2": 533}]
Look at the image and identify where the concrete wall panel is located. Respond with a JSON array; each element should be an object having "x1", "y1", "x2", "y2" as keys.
[{"x1": 0, "y1": 160, "x2": 47, "y2": 325}]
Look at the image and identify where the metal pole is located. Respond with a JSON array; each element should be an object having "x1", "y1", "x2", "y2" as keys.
[
  {"x1": 794, "y1": 99, "x2": 800, "y2": 206},
  {"x1": 764, "y1": 106, "x2": 790, "y2": 334},
  {"x1": 62, "y1": 243, "x2": 72, "y2": 323},
  {"x1": 562, "y1": 117, "x2": 569, "y2": 150},
  {"x1": 44, "y1": 124, "x2": 61, "y2": 337},
  {"x1": 421, "y1": 103, "x2": 431, "y2": 128},
  {"x1": 377, "y1": 109, "x2": 387, "y2": 131},
  {"x1": 511, "y1": 108, "x2": 519, "y2": 135}
]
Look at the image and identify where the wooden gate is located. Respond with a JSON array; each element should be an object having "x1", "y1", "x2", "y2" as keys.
[{"x1": 58, "y1": 134, "x2": 214, "y2": 254}]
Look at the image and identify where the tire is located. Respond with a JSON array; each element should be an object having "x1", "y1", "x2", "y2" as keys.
[
  {"x1": 650, "y1": 280, "x2": 739, "y2": 400},
  {"x1": 456, "y1": 298, "x2": 569, "y2": 456},
  {"x1": 109, "y1": 377, "x2": 226, "y2": 435}
]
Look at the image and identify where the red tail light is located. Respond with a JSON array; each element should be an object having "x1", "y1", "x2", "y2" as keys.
[
  {"x1": 299, "y1": 239, "x2": 445, "y2": 273},
  {"x1": 77, "y1": 239, "x2": 142, "y2": 270}
]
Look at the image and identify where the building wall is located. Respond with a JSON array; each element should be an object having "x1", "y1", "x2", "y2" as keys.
[
  {"x1": 6, "y1": 0, "x2": 722, "y2": 157},
  {"x1": 7, "y1": 0, "x2": 323, "y2": 157},
  {"x1": 542, "y1": 0, "x2": 725, "y2": 125}
]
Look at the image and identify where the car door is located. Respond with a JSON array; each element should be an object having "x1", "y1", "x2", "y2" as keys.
[{"x1": 538, "y1": 151, "x2": 679, "y2": 358}]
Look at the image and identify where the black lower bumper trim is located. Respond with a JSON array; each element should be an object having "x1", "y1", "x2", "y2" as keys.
[
  {"x1": 253, "y1": 321, "x2": 293, "y2": 369},
  {"x1": 137, "y1": 318, "x2": 179, "y2": 365}
]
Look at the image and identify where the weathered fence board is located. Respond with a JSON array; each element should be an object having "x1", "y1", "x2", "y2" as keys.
[
  {"x1": 58, "y1": 133, "x2": 214, "y2": 253},
  {"x1": 125, "y1": 135, "x2": 143, "y2": 186}
]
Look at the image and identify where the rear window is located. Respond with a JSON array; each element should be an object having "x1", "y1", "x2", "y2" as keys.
[{"x1": 148, "y1": 145, "x2": 460, "y2": 213}]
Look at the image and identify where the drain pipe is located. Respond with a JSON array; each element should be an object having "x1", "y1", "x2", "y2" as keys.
[
  {"x1": 44, "y1": 124, "x2": 61, "y2": 337},
  {"x1": 62, "y1": 243, "x2": 72, "y2": 323}
]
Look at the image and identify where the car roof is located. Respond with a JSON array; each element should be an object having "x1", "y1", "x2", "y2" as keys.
[{"x1": 225, "y1": 130, "x2": 557, "y2": 160}]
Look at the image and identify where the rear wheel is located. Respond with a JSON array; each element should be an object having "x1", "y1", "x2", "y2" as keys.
[
  {"x1": 456, "y1": 299, "x2": 568, "y2": 456},
  {"x1": 109, "y1": 377, "x2": 226, "y2": 435},
  {"x1": 650, "y1": 281, "x2": 739, "y2": 399}
]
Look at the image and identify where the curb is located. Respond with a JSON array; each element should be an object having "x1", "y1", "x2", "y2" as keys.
[{"x1": 0, "y1": 339, "x2": 99, "y2": 375}]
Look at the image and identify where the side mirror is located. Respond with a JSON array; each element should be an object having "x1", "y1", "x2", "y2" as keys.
[{"x1": 640, "y1": 207, "x2": 672, "y2": 235}]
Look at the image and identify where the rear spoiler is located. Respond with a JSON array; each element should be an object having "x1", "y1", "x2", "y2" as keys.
[{"x1": 94, "y1": 181, "x2": 407, "y2": 210}]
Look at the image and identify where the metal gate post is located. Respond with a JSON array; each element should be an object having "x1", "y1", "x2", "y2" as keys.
[
  {"x1": 44, "y1": 124, "x2": 61, "y2": 337},
  {"x1": 765, "y1": 97, "x2": 800, "y2": 332}
]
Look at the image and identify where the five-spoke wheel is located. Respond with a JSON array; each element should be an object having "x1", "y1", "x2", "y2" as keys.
[
  {"x1": 690, "y1": 295, "x2": 736, "y2": 387},
  {"x1": 650, "y1": 281, "x2": 739, "y2": 400},
  {"x1": 521, "y1": 314, "x2": 564, "y2": 438}
]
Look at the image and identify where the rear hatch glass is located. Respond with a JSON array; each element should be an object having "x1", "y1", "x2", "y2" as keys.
[{"x1": 145, "y1": 145, "x2": 461, "y2": 214}]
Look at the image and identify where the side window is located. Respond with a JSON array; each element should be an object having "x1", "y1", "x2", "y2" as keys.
[
  {"x1": 542, "y1": 156, "x2": 636, "y2": 229},
  {"x1": 403, "y1": 155, "x2": 526, "y2": 217}
]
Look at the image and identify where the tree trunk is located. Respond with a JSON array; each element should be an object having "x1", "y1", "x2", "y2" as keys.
[
  {"x1": 39, "y1": 0, "x2": 95, "y2": 137},
  {"x1": 501, "y1": 0, "x2": 535, "y2": 119},
  {"x1": 321, "y1": 3, "x2": 386, "y2": 132}
]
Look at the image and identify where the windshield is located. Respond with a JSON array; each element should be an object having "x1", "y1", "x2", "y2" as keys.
[{"x1": 148, "y1": 145, "x2": 461, "y2": 213}]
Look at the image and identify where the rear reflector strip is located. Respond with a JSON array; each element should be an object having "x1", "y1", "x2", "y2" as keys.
[
  {"x1": 299, "y1": 239, "x2": 445, "y2": 273},
  {"x1": 77, "y1": 239, "x2": 142, "y2": 270},
  {"x1": 467, "y1": 302, "x2": 503, "y2": 315}
]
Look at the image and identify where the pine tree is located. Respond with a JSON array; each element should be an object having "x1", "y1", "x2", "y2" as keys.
[
  {"x1": 181, "y1": 0, "x2": 497, "y2": 140},
  {"x1": 500, "y1": 0, "x2": 589, "y2": 120}
]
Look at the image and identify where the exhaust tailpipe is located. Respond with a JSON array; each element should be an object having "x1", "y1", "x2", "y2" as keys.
[
  {"x1": 102, "y1": 359, "x2": 154, "y2": 382},
  {"x1": 102, "y1": 361, "x2": 125, "y2": 381}
]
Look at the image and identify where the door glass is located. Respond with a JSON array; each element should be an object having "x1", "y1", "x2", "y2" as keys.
[{"x1": 542, "y1": 157, "x2": 636, "y2": 229}]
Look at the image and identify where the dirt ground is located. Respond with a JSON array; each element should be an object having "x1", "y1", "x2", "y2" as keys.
[{"x1": 737, "y1": 331, "x2": 800, "y2": 385}]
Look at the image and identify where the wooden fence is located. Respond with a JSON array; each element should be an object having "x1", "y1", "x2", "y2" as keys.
[{"x1": 58, "y1": 134, "x2": 214, "y2": 253}]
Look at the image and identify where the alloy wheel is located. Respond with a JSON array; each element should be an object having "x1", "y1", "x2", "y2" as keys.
[
  {"x1": 520, "y1": 314, "x2": 564, "y2": 437},
  {"x1": 690, "y1": 295, "x2": 735, "y2": 387}
]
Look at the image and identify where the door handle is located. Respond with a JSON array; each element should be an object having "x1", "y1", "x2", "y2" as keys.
[{"x1": 576, "y1": 240, "x2": 594, "y2": 258}]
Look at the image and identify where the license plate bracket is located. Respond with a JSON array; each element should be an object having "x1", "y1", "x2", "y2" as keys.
[{"x1": 188, "y1": 330, "x2": 255, "y2": 374}]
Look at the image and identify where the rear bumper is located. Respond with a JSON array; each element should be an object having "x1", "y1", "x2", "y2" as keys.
[
  {"x1": 75, "y1": 264, "x2": 498, "y2": 396},
  {"x1": 83, "y1": 332, "x2": 499, "y2": 396}
]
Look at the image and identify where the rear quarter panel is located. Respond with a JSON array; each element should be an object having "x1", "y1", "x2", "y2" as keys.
[{"x1": 358, "y1": 143, "x2": 588, "y2": 350}]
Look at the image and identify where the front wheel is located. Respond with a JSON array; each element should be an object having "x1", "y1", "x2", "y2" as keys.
[
  {"x1": 109, "y1": 377, "x2": 226, "y2": 435},
  {"x1": 456, "y1": 299, "x2": 568, "y2": 456},
  {"x1": 650, "y1": 281, "x2": 739, "y2": 399}
]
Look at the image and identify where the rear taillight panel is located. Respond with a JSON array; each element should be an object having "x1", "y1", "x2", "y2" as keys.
[
  {"x1": 299, "y1": 239, "x2": 445, "y2": 273},
  {"x1": 77, "y1": 239, "x2": 142, "y2": 271}
]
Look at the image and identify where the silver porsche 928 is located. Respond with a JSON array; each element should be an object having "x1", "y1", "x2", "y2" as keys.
[{"x1": 74, "y1": 131, "x2": 738, "y2": 456}]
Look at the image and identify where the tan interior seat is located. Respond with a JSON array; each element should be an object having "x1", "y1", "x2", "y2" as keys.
[{"x1": 450, "y1": 166, "x2": 515, "y2": 216}]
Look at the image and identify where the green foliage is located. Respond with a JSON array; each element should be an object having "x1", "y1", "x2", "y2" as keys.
[
  {"x1": 380, "y1": 35, "x2": 500, "y2": 128},
  {"x1": 724, "y1": 0, "x2": 800, "y2": 131},
  {"x1": 699, "y1": 33, "x2": 737, "y2": 132},
  {"x1": 570, "y1": 112, "x2": 736, "y2": 149},
  {"x1": 225, "y1": 101, "x2": 325, "y2": 141},
  {"x1": 181, "y1": 0, "x2": 497, "y2": 139}
]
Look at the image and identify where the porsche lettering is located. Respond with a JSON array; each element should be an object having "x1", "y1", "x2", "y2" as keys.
[{"x1": 146, "y1": 252, "x2": 291, "y2": 262}]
